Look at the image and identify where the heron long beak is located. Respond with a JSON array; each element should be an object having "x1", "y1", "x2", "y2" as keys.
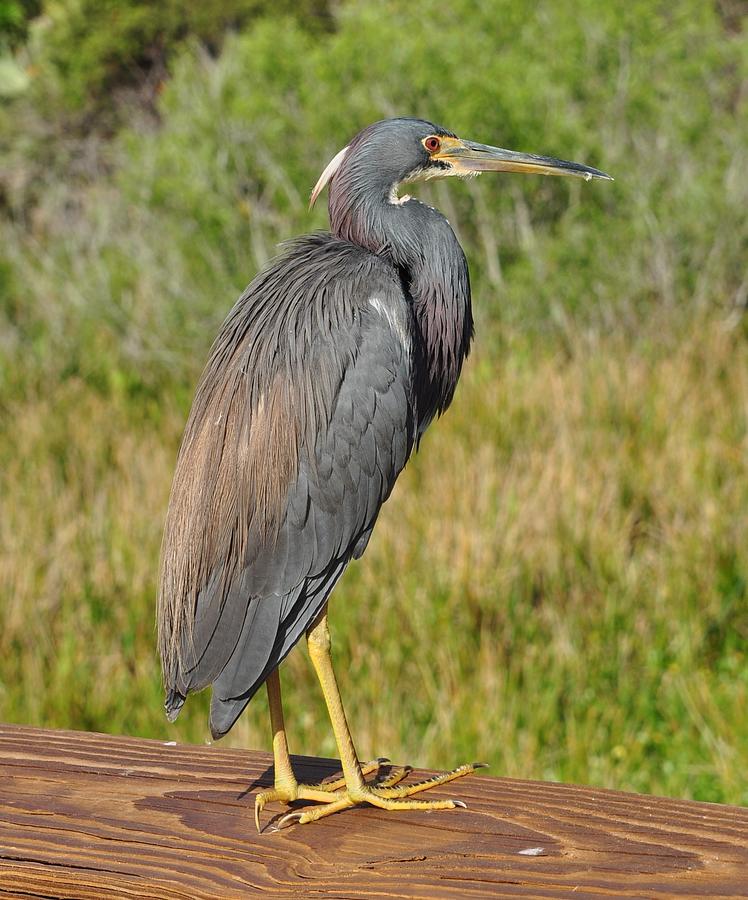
[{"x1": 434, "y1": 137, "x2": 612, "y2": 182}]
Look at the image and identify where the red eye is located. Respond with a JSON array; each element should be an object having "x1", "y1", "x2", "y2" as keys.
[{"x1": 424, "y1": 136, "x2": 441, "y2": 153}]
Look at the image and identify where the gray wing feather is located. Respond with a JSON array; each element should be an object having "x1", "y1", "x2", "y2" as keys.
[
  {"x1": 207, "y1": 305, "x2": 413, "y2": 736},
  {"x1": 159, "y1": 235, "x2": 415, "y2": 738}
]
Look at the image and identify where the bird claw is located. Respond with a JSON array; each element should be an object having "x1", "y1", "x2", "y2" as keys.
[
  {"x1": 312, "y1": 757, "x2": 391, "y2": 793},
  {"x1": 255, "y1": 788, "x2": 283, "y2": 833},
  {"x1": 276, "y1": 810, "x2": 305, "y2": 830},
  {"x1": 256, "y1": 760, "x2": 482, "y2": 829},
  {"x1": 374, "y1": 763, "x2": 413, "y2": 788},
  {"x1": 256, "y1": 757, "x2": 395, "y2": 831}
]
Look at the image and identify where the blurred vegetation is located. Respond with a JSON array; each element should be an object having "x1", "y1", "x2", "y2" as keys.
[
  {"x1": 20, "y1": 0, "x2": 330, "y2": 111},
  {"x1": 1, "y1": 0, "x2": 747, "y2": 806},
  {"x1": 0, "y1": 1, "x2": 40, "y2": 50}
]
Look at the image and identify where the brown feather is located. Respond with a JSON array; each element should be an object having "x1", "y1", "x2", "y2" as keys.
[{"x1": 157, "y1": 340, "x2": 301, "y2": 689}]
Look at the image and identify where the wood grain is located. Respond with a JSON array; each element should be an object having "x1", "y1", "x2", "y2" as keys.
[{"x1": 0, "y1": 724, "x2": 746, "y2": 898}]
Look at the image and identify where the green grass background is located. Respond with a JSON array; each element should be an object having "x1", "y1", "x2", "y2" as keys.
[{"x1": 1, "y1": 0, "x2": 746, "y2": 805}]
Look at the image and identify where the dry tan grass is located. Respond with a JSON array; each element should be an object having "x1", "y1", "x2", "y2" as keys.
[{"x1": 2, "y1": 310, "x2": 745, "y2": 803}]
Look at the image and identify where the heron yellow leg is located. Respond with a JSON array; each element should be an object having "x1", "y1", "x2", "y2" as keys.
[
  {"x1": 276, "y1": 606, "x2": 482, "y2": 828},
  {"x1": 265, "y1": 668, "x2": 297, "y2": 793},
  {"x1": 253, "y1": 667, "x2": 387, "y2": 830}
]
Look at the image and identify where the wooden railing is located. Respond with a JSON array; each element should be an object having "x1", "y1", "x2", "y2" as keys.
[{"x1": 0, "y1": 724, "x2": 746, "y2": 898}]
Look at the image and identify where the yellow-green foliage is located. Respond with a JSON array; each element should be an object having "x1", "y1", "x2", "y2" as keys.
[
  {"x1": 13, "y1": 0, "x2": 330, "y2": 110},
  {"x1": 0, "y1": 0, "x2": 746, "y2": 804}
]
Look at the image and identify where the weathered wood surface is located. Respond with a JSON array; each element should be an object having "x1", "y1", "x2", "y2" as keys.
[{"x1": 0, "y1": 725, "x2": 746, "y2": 899}]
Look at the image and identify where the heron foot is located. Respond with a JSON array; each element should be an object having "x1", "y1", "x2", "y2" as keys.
[
  {"x1": 254, "y1": 757, "x2": 394, "y2": 831},
  {"x1": 275, "y1": 761, "x2": 486, "y2": 828},
  {"x1": 306, "y1": 756, "x2": 393, "y2": 793}
]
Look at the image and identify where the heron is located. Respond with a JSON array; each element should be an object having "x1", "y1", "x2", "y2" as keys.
[{"x1": 157, "y1": 117, "x2": 611, "y2": 829}]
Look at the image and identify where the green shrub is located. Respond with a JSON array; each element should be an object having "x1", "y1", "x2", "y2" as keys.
[{"x1": 24, "y1": 0, "x2": 331, "y2": 112}]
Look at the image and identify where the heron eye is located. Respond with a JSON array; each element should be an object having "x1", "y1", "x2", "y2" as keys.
[{"x1": 424, "y1": 136, "x2": 441, "y2": 153}]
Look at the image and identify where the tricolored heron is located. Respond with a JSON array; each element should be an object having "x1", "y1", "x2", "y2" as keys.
[{"x1": 157, "y1": 117, "x2": 611, "y2": 829}]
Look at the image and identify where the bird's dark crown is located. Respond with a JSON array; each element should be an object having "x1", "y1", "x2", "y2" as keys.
[
  {"x1": 346, "y1": 118, "x2": 458, "y2": 184},
  {"x1": 310, "y1": 117, "x2": 461, "y2": 208}
]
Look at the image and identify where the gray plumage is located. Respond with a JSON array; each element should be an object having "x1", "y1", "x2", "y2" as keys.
[
  {"x1": 158, "y1": 119, "x2": 473, "y2": 738},
  {"x1": 157, "y1": 122, "x2": 611, "y2": 822}
]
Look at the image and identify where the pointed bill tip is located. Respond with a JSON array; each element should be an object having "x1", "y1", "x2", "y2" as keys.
[{"x1": 581, "y1": 169, "x2": 614, "y2": 183}]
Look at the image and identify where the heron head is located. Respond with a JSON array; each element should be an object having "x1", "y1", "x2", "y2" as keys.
[{"x1": 310, "y1": 117, "x2": 612, "y2": 208}]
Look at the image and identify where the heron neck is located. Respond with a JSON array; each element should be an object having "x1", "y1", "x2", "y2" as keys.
[{"x1": 330, "y1": 189, "x2": 474, "y2": 430}]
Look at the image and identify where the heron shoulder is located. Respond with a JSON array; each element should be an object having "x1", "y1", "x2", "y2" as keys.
[{"x1": 367, "y1": 295, "x2": 411, "y2": 359}]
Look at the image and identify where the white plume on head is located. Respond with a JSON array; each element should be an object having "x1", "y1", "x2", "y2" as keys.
[{"x1": 310, "y1": 145, "x2": 349, "y2": 208}]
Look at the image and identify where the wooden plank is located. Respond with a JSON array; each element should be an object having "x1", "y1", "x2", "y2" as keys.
[{"x1": 0, "y1": 724, "x2": 746, "y2": 899}]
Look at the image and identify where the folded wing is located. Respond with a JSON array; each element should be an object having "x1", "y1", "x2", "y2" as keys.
[{"x1": 157, "y1": 234, "x2": 415, "y2": 738}]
